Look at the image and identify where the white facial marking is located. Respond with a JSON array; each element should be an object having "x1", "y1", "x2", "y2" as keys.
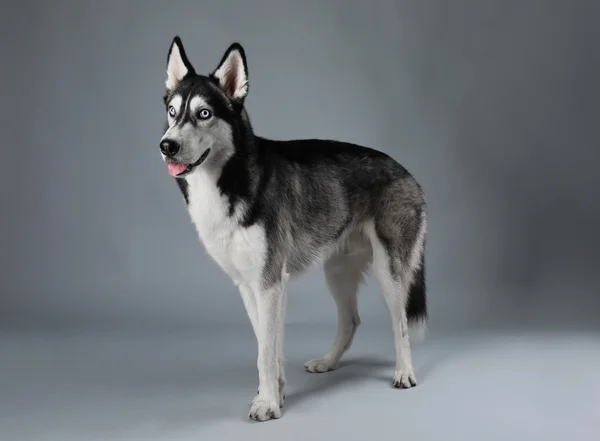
[
  {"x1": 189, "y1": 96, "x2": 209, "y2": 117},
  {"x1": 167, "y1": 95, "x2": 182, "y2": 127}
]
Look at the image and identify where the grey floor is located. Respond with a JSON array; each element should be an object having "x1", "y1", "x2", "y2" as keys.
[{"x1": 1, "y1": 325, "x2": 599, "y2": 441}]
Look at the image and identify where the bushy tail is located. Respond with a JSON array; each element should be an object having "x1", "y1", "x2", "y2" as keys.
[{"x1": 407, "y1": 252, "x2": 427, "y2": 342}]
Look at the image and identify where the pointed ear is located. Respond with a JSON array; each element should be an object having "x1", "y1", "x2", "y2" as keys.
[
  {"x1": 165, "y1": 36, "x2": 195, "y2": 91},
  {"x1": 210, "y1": 43, "x2": 249, "y2": 102}
]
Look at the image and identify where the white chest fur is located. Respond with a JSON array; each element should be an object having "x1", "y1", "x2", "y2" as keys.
[{"x1": 184, "y1": 171, "x2": 267, "y2": 286}]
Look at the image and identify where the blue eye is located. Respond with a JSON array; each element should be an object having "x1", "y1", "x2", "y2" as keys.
[
  {"x1": 168, "y1": 105, "x2": 176, "y2": 117},
  {"x1": 197, "y1": 108, "x2": 212, "y2": 119}
]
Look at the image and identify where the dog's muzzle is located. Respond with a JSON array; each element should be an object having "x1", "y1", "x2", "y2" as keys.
[{"x1": 165, "y1": 148, "x2": 211, "y2": 177}]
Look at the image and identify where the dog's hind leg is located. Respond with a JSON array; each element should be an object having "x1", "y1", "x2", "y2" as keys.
[
  {"x1": 304, "y1": 242, "x2": 369, "y2": 373},
  {"x1": 366, "y1": 207, "x2": 427, "y2": 389}
]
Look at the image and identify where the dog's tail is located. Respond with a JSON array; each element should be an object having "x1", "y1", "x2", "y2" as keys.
[{"x1": 407, "y1": 240, "x2": 428, "y2": 343}]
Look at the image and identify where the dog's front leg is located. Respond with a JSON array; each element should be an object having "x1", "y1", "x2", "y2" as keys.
[
  {"x1": 248, "y1": 277, "x2": 287, "y2": 421},
  {"x1": 238, "y1": 282, "x2": 286, "y2": 408}
]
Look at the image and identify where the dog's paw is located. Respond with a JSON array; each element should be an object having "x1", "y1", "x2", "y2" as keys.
[
  {"x1": 304, "y1": 357, "x2": 336, "y2": 373},
  {"x1": 249, "y1": 397, "x2": 281, "y2": 422},
  {"x1": 392, "y1": 369, "x2": 417, "y2": 389}
]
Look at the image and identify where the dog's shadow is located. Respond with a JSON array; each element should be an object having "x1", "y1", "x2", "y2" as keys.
[
  {"x1": 284, "y1": 342, "x2": 465, "y2": 410},
  {"x1": 284, "y1": 357, "x2": 392, "y2": 408}
]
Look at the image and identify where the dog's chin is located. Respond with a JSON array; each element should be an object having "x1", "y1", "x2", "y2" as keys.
[{"x1": 166, "y1": 148, "x2": 211, "y2": 178}]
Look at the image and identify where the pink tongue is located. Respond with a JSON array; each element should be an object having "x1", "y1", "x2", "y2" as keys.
[{"x1": 167, "y1": 162, "x2": 188, "y2": 176}]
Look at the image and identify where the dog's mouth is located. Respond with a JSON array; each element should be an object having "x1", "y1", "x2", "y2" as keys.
[{"x1": 167, "y1": 149, "x2": 211, "y2": 177}]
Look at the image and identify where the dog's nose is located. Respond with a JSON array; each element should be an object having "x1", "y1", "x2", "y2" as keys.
[{"x1": 160, "y1": 139, "x2": 180, "y2": 157}]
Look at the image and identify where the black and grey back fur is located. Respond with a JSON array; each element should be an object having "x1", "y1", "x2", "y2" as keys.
[{"x1": 158, "y1": 36, "x2": 428, "y2": 422}]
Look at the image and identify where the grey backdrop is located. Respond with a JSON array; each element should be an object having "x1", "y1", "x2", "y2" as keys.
[
  {"x1": 2, "y1": 1, "x2": 600, "y2": 440},
  {"x1": 2, "y1": 0, "x2": 599, "y2": 332}
]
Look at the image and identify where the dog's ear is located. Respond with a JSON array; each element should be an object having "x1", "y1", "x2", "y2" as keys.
[
  {"x1": 165, "y1": 36, "x2": 195, "y2": 91},
  {"x1": 210, "y1": 43, "x2": 249, "y2": 102}
]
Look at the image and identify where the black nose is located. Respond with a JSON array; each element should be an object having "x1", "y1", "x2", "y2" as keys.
[{"x1": 160, "y1": 139, "x2": 180, "y2": 157}]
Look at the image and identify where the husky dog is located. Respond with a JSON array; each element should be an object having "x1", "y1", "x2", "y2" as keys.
[{"x1": 158, "y1": 36, "x2": 428, "y2": 422}]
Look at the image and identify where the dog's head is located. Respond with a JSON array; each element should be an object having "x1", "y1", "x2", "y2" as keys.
[{"x1": 159, "y1": 37, "x2": 250, "y2": 178}]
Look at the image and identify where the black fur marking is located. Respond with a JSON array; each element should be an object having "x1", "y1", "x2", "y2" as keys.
[
  {"x1": 175, "y1": 178, "x2": 189, "y2": 205},
  {"x1": 217, "y1": 125, "x2": 256, "y2": 218},
  {"x1": 406, "y1": 252, "x2": 427, "y2": 323}
]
